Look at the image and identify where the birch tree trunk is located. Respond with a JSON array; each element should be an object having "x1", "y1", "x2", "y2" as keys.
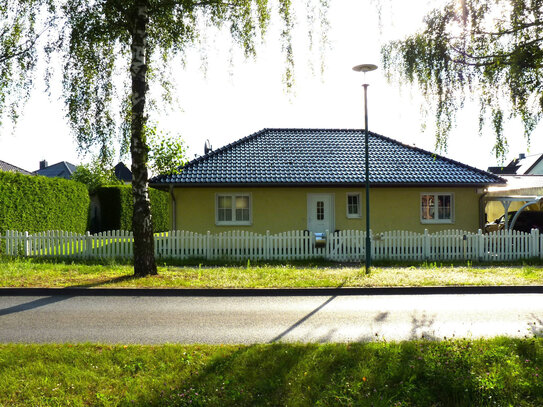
[{"x1": 130, "y1": 2, "x2": 157, "y2": 276}]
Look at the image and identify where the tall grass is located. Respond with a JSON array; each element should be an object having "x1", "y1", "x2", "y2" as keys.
[{"x1": 1, "y1": 338, "x2": 543, "y2": 406}]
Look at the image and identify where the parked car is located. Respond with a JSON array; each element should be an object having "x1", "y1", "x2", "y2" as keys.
[{"x1": 485, "y1": 211, "x2": 543, "y2": 233}]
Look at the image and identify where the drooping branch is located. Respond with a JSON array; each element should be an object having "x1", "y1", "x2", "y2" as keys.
[
  {"x1": 0, "y1": 17, "x2": 56, "y2": 64},
  {"x1": 382, "y1": 0, "x2": 543, "y2": 161},
  {"x1": 472, "y1": 20, "x2": 543, "y2": 36}
]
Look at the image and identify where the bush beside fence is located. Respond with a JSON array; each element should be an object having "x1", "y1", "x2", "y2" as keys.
[
  {"x1": 0, "y1": 172, "x2": 89, "y2": 234},
  {"x1": 1, "y1": 228, "x2": 541, "y2": 262}
]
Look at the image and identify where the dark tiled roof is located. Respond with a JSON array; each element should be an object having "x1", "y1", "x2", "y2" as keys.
[
  {"x1": 34, "y1": 161, "x2": 77, "y2": 179},
  {"x1": 0, "y1": 160, "x2": 33, "y2": 175},
  {"x1": 487, "y1": 165, "x2": 519, "y2": 175},
  {"x1": 114, "y1": 162, "x2": 132, "y2": 182},
  {"x1": 150, "y1": 128, "x2": 505, "y2": 186},
  {"x1": 488, "y1": 153, "x2": 543, "y2": 175}
]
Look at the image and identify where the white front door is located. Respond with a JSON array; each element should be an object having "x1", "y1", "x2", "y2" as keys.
[{"x1": 307, "y1": 194, "x2": 334, "y2": 234}]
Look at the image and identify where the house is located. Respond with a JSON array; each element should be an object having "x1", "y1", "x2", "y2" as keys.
[
  {"x1": 114, "y1": 162, "x2": 132, "y2": 183},
  {"x1": 149, "y1": 128, "x2": 504, "y2": 234},
  {"x1": 34, "y1": 160, "x2": 77, "y2": 179},
  {"x1": 483, "y1": 174, "x2": 543, "y2": 226},
  {"x1": 486, "y1": 153, "x2": 543, "y2": 225},
  {"x1": 488, "y1": 152, "x2": 543, "y2": 175},
  {"x1": 0, "y1": 159, "x2": 33, "y2": 175}
]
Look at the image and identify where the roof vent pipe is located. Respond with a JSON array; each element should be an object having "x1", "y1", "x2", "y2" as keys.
[{"x1": 204, "y1": 139, "x2": 212, "y2": 155}]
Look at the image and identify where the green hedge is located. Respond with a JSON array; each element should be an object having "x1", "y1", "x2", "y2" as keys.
[
  {"x1": 94, "y1": 185, "x2": 169, "y2": 232},
  {"x1": 0, "y1": 172, "x2": 89, "y2": 233}
]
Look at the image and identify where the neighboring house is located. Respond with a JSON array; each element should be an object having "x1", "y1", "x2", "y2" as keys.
[
  {"x1": 486, "y1": 153, "x2": 543, "y2": 225},
  {"x1": 34, "y1": 160, "x2": 78, "y2": 179},
  {"x1": 114, "y1": 162, "x2": 133, "y2": 183},
  {"x1": 0, "y1": 160, "x2": 33, "y2": 175},
  {"x1": 488, "y1": 153, "x2": 543, "y2": 175},
  {"x1": 484, "y1": 175, "x2": 543, "y2": 225},
  {"x1": 149, "y1": 128, "x2": 504, "y2": 234}
]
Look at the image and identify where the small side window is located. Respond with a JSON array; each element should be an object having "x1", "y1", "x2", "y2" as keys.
[{"x1": 346, "y1": 193, "x2": 361, "y2": 218}]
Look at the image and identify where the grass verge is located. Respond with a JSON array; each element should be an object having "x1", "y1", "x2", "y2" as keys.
[
  {"x1": 1, "y1": 338, "x2": 543, "y2": 406},
  {"x1": 1, "y1": 257, "x2": 543, "y2": 288}
]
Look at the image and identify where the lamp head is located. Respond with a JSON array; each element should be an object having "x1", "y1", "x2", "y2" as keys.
[{"x1": 352, "y1": 64, "x2": 378, "y2": 73}]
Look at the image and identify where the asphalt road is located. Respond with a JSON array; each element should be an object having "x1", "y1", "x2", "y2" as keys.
[{"x1": 1, "y1": 293, "x2": 542, "y2": 344}]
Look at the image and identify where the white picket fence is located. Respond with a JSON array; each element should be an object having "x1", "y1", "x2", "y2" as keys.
[{"x1": 1, "y1": 228, "x2": 541, "y2": 262}]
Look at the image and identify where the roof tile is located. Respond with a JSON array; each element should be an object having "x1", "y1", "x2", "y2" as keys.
[{"x1": 150, "y1": 128, "x2": 504, "y2": 186}]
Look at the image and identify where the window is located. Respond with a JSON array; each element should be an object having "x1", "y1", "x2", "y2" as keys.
[
  {"x1": 346, "y1": 193, "x2": 361, "y2": 218},
  {"x1": 216, "y1": 194, "x2": 251, "y2": 225},
  {"x1": 317, "y1": 201, "x2": 324, "y2": 220},
  {"x1": 421, "y1": 193, "x2": 453, "y2": 223}
]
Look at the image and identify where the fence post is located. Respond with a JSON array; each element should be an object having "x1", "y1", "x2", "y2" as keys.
[
  {"x1": 206, "y1": 231, "x2": 211, "y2": 260},
  {"x1": 423, "y1": 229, "x2": 429, "y2": 260},
  {"x1": 6, "y1": 230, "x2": 10, "y2": 255},
  {"x1": 477, "y1": 229, "x2": 484, "y2": 262},
  {"x1": 24, "y1": 231, "x2": 30, "y2": 257},
  {"x1": 325, "y1": 229, "x2": 330, "y2": 260},
  {"x1": 532, "y1": 229, "x2": 539, "y2": 258},
  {"x1": 86, "y1": 231, "x2": 92, "y2": 258},
  {"x1": 265, "y1": 230, "x2": 270, "y2": 260}
]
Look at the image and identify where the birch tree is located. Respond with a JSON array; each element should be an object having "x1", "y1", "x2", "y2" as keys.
[
  {"x1": 382, "y1": 0, "x2": 543, "y2": 159},
  {"x1": 61, "y1": 0, "x2": 328, "y2": 276}
]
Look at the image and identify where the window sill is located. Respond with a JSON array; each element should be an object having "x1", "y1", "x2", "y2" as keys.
[
  {"x1": 420, "y1": 219, "x2": 454, "y2": 224},
  {"x1": 346, "y1": 215, "x2": 362, "y2": 219},
  {"x1": 216, "y1": 221, "x2": 252, "y2": 226}
]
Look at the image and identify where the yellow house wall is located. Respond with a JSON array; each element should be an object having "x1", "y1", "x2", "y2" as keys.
[{"x1": 172, "y1": 186, "x2": 482, "y2": 234}]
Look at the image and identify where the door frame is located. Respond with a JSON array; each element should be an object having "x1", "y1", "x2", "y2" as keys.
[{"x1": 306, "y1": 193, "x2": 335, "y2": 234}]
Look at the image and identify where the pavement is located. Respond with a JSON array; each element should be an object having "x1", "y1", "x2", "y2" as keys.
[{"x1": 1, "y1": 286, "x2": 543, "y2": 344}]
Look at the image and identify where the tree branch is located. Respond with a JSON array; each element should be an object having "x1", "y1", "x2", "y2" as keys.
[
  {"x1": 472, "y1": 20, "x2": 543, "y2": 37},
  {"x1": 449, "y1": 36, "x2": 543, "y2": 66},
  {"x1": 0, "y1": 17, "x2": 56, "y2": 64}
]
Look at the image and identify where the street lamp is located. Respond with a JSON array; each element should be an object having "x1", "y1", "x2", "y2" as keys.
[{"x1": 352, "y1": 63, "x2": 377, "y2": 274}]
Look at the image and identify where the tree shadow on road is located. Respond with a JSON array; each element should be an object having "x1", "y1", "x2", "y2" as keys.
[
  {"x1": 0, "y1": 275, "x2": 143, "y2": 317},
  {"x1": 268, "y1": 279, "x2": 348, "y2": 343}
]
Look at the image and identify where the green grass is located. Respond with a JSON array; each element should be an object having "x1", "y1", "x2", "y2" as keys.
[
  {"x1": 1, "y1": 338, "x2": 543, "y2": 406},
  {"x1": 1, "y1": 257, "x2": 543, "y2": 288}
]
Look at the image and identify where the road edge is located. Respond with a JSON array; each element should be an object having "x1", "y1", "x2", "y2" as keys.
[{"x1": 1, "y1": 286, "x2": 543, "y2": 297}]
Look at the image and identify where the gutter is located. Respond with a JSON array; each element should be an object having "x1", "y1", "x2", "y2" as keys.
[
  {"x1": 149, "y1": 182, "x2": 498, "y2": 189},
  {"x1": 479, "y1": 191, "x2": 487, "y2": 230}
]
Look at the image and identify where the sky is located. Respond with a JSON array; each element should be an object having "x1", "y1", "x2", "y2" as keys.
[{"x1": 1, "y1": 0, "x2": 542, "y2": 174}]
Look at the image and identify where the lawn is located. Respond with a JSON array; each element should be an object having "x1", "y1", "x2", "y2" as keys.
[
  {"x1": 1, "y1": 257, "x2": 543, "y2": 288},
  {"x1": 1, "y1": 338, "x2": 543, "y2": 406}
]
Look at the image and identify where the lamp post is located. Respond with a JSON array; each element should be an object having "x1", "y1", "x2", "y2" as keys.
[{"x1": 352, "y1": 63, "x2": 377, "y2": 274}]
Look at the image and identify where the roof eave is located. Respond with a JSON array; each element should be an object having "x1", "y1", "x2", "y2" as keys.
[{"x1": 149, "y1": 181, "x2": 502, "y2": 188}]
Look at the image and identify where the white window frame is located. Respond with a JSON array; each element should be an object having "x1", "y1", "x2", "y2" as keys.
[
  {"x1": 215, "y1": 193, "x2": 252, "y2": 226},
  {"x1": 420, "y1": 192, "x2": 454, "y2": 224},
  {"x1": 346, "y1": 192, "x2": 361, "y2": 218}
]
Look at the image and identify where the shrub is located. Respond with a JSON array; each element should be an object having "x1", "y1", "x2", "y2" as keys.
[
  {"x1": 0, "y1": 172, "x2": 89, "y2": 233},
  {"x1": 71, "y1": 161, "x2": 122, "y2": 193},
  {"x1": 93, "y1": 185, "x2": 169, "y2": 232}
]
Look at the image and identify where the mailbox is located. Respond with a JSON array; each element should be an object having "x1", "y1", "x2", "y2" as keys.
[{"x1": 314, "y1": 232, "x2": 326, "y2": 247}]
